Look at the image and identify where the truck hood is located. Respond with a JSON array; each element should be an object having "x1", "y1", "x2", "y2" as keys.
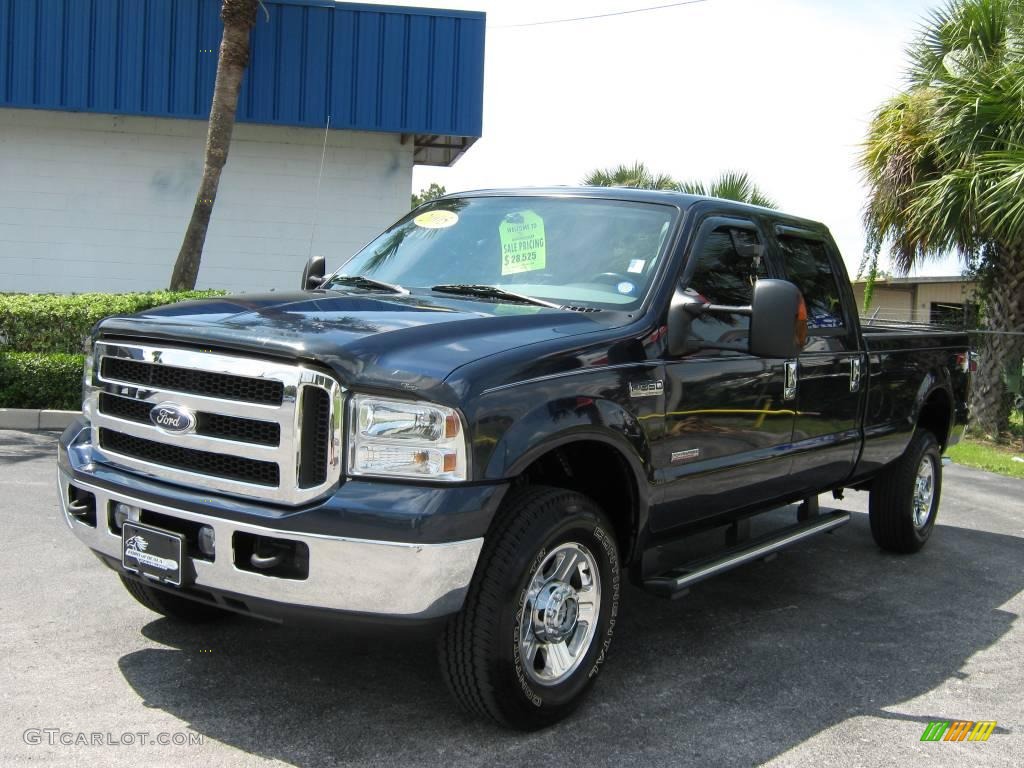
[{"x1": 95, "y1": 290, "x2": 609, "y2": 399}]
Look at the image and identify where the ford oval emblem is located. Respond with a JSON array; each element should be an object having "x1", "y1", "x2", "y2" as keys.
[{"x1": 149, "y1": 403, "x2": 197, "y2": 434}]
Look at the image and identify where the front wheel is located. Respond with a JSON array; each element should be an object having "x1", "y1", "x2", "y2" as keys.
[
  {"x1": 439, "y1": 486, "x2": 620, "y2": 730},
  {"x1": 869, "y1": 430, "x2": 942, "y2": 553}
]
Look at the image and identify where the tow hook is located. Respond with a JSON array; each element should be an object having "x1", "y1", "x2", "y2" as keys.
[{"x1": 250, "y1": 550, "x2": 284, "y2": 570}]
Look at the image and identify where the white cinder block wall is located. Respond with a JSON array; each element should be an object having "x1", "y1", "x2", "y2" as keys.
[{"x1": 0, "y1": 108, "x2": 414, "y2": 293}]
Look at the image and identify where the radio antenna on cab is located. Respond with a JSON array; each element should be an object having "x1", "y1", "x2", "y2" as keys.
[{"x1": 307, "y1": 115, "x2": 332, "y2": 261}]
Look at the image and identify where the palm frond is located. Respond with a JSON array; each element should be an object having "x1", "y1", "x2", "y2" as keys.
[
  {"x1": 974, "y1": 146, "x2": 1024, "y2": 241},
  {"x1": 909, "y1": 0, "x2": 1017, "y2": 85},
  {"x1": 677, "y1": 171, "x2": 778, "y2": 208},
  {"x1": 582, "y1": 162, "x2": 678, "y2": 190},
  {"x1": 675, "y1": 179, "x2": 708, "y2": 196}
]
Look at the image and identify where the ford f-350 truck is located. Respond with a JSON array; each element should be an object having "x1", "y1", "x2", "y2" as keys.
[{"x1": 57, "y1": 188, "x2": 970, "y2": 729}]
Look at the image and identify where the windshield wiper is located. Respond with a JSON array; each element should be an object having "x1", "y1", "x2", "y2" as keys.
[
  {"x1": 329, "y1": 275, "x2": 408, "y2": 294},
  {"x1": 430, "y1": 284, "x2": 564, "y2": 309}
]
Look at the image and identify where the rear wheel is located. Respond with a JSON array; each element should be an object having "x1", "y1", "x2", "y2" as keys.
[
  {"x1": 869, "y1": 430, "x2": 942, "y2": 553},
  {"x1": 119, "y1": 575, "x2": 228, "y2": 623},
  {"x1": 439, "y1": 486, "x2": 620, "y2": 730}
]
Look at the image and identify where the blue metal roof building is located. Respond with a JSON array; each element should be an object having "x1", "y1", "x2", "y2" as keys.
[
  {"x1": 0, "y1": 0, "x2": 485, "y2": 165},
  {"x1": 0, "y1": 0, "x2": 486, "y2": 294}
]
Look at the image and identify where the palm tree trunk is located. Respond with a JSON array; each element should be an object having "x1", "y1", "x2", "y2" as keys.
[
  {"x1": 169, "y1": 0, "x2": 259, "y2": 291},
  {"x1": 970, "y1": 241, "x2": 1024, "y2": 437}
]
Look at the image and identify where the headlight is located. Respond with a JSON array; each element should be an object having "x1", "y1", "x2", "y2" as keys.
[{"x1": 348, "y1": 395, "x2": 467, "y2": 481}]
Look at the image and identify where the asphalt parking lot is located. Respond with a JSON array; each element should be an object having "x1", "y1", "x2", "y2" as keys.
[{"x1": 1, "y1": 429, "x2": 1021, "y2": 767}]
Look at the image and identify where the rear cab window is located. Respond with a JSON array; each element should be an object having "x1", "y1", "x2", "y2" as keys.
[{"x1": 773, "y1": 228, "x2": 857, "y2": 351}]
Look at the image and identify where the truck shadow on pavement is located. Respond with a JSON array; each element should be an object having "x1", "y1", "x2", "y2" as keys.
[
  {"x1": 117, "y1": 512, "x2": 1023, "y2": 767},
  {"x1": 0, "y1": 430, "x2": 59, "y2": 466}
]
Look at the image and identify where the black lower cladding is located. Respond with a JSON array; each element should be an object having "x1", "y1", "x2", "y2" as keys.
[
  {"x1": 99, "y1": 428, "x2": 280, "y2": 486},
  {"x1": 98, "y1": 393, "x2": 281, "y2": 446}
]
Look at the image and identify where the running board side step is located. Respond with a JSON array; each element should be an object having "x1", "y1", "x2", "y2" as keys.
[{"x1": 644, "y1": 510, "x2": 851, "y2": 599}]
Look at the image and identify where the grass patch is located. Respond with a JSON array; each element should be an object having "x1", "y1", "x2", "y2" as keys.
[{"x1": 947, "y1": 438, "x2": 1024, "y2": 479}]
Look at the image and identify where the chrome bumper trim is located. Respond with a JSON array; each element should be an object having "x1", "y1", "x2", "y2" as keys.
[{"x1": 57, "y1": 469, "x2": 483, "y2": 619}]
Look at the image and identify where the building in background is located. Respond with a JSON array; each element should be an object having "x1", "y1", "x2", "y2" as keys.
[
  {"x1": 0, "y1": 0, "x2": 484, "y2": 293},
  {"x1": 852, "y1": 275, "x2": 978, "y2": 327}
]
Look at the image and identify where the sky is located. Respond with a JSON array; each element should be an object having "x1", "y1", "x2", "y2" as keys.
[{"x1": 378, "y1": 0, "x2": 963, "y2": 278}]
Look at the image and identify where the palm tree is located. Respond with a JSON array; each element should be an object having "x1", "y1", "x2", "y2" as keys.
[
  {"x1": 860, "y1": 0, "x2": 1024, "y2": 436},
  {"x1": 583, "y1": 162, "x2": 679, "y2": 191},
  {"x1": 583, "y1": 164, "x2": 777, "y2": 207},
  {"x1": 170, "y1": 0, "x2": 260, "y2": 290},
  {"x1": 676, "y1": 171, "x2": 777, "y2": 208}
]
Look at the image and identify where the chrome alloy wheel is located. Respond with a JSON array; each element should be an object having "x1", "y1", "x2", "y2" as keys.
[
  {"x1": 519, "y1": 542, "x2": 601, "y2": 687},
  {"x1": 913, "y1": 455, "x2": 936, "y2": 529}
]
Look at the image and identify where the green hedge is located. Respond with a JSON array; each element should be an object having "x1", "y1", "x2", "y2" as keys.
[
  {"x1": 0, "y1": 290, "x2": 228, "y2": 410},
  {"x1": 0, "y1": 352, "x2": 86, "y2": 410},
  {"x1": 0, "y1": 290, "x2": 226, "y2": 354}
]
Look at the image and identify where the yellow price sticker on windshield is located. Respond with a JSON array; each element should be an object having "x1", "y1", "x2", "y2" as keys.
[
  {"x1": 414, "y1": 210, "x2": 459, "y2": 229},
  {"x1": 499, "y1": 211, "x2": 546, "y2": 275}
]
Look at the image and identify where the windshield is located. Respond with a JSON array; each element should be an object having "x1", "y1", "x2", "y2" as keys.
[{"x1": 325, "y1": 196, "x2": 677, "y2": 310}]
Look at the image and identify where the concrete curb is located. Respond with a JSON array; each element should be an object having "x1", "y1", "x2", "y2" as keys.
[{"x1": 0, "y1": 409, "x2": 79, "y2": 431}]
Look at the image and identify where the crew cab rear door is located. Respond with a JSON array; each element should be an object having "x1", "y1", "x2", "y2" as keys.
[
  {"x1": 771, "y1": 225, "x2": 864, "y2": 490},
  {"x1": 652, "y1": 214, "x2": 796, "y2": 530}
]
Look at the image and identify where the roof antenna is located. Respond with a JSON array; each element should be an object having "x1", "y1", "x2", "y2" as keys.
[{"x1": 307, "y1": 114, "x2": 331, "y2": 260}]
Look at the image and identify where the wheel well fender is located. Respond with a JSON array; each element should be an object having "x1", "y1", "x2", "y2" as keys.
[
  {"x1": 482, "y1": 397, "x2": 652, "y2": 562},
  {"x1": 486, "y1": 397, "x2": 651, "y2": 485},
  {"x1": 912, "y1": 373, "x2": 954, "y2": 450}
]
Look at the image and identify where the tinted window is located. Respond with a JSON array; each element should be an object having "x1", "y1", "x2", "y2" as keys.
[
  {"x1": 682, "y1": 226, "x2": 767, "y2": 349},
  {"x1": 778, "y1": 236, "x2": 845, "y2": 330}
]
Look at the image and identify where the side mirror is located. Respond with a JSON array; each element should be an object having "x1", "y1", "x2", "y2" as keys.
[
  {"x1": 666, "y1": 288, "x2": 699, "y2": 356},
  {"x1": 301, "y1": 256, "x2": 326, "y2": 290},
  {"x1": 665, "y1": 278, "x2": 807, "y2": 358},
  {"x1": 749, "y1": 279, "x2": 807, "y2": 358}
]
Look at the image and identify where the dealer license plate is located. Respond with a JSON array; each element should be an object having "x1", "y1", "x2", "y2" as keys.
[{"x1": 122, "y1": 522, "x2": 184, "y2": 587}]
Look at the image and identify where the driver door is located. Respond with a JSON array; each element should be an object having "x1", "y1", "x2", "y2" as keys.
[{"x1": 651, "y1": 216, "x2": 796, "y2": 532}]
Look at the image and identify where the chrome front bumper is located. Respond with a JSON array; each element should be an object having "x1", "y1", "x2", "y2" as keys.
[{"x1": 57, "y1": 468, "x2": 484, "y2": 620}]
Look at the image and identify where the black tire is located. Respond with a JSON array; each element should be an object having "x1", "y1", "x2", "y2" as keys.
[
  {"x1": 869, "y1": 430, "x2": 942, "y2": 553},
  {"x1": 119, "y1": 575, "x2": 228, "y2": 623},
  {"x1": 439, "y1": 485, "x2": 621, "y2": 730}
]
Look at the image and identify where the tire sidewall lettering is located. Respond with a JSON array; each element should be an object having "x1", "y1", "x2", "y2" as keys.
[{"x1": 588, "y1": 525, "x2": 619, "y2": 680}]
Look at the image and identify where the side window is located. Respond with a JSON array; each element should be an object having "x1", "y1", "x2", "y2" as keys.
[
  {"x1": 778, "y1": 236, "x2": 845, "y2": 331},
  {"x1": 682, "y1": 225, "x2": 767, "y2": 350}
]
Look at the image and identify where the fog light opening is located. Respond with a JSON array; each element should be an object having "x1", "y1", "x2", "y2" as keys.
[
  {"x1": 198, "y1": 525, "x2": 216, "y2": 558},
  {"x1": 108, "y1": 502, "x2": 139, "y2": 534}
]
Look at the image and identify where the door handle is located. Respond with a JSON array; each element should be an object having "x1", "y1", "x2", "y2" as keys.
[
  {"x1": 850, "y1": 357, "x2": 863, "y2": 392},
  {"x1": 784, "y1": 360, "x2": 798, "y2": 401}
]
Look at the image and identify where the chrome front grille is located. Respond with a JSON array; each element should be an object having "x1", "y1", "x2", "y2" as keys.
[{"x1": 86, "y1": 342, "x2": 343, "y2": 505}]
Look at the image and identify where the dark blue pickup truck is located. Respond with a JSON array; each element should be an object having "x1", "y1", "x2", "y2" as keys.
[{"x1": 58, "y1": 188, "x2": 970, "y2": 729}]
